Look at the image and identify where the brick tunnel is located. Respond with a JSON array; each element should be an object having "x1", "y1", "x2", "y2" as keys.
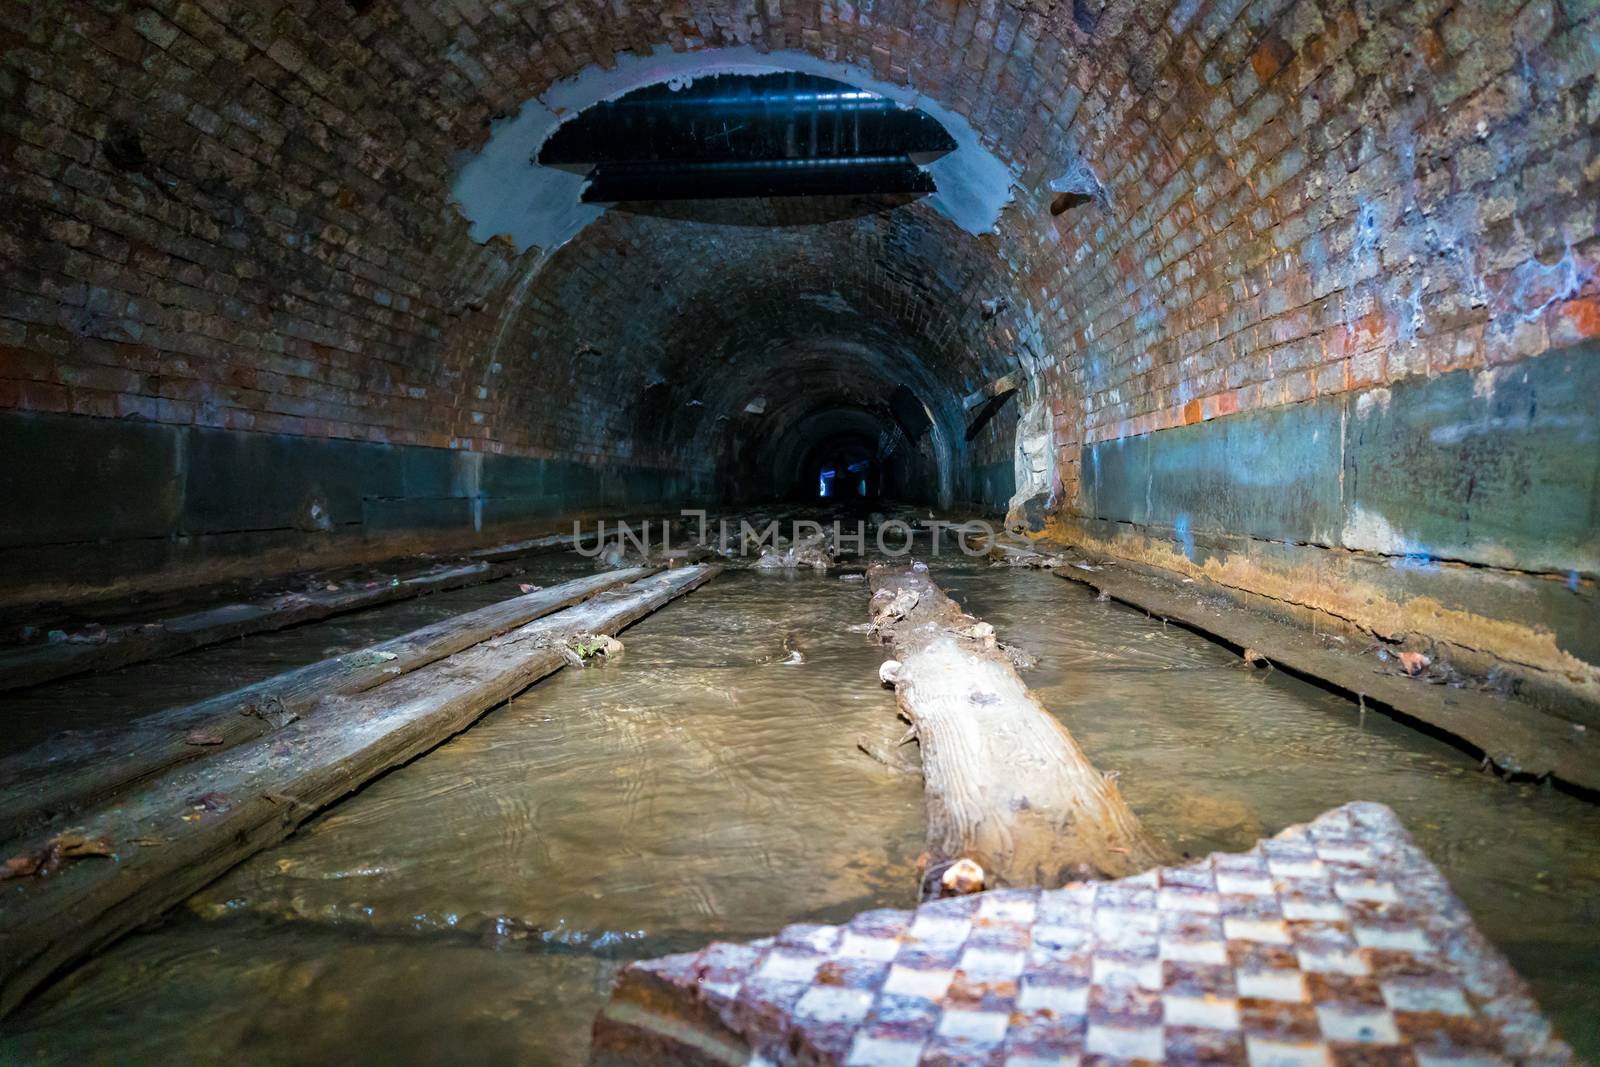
[{"x1": 1, "y1": 1, "x2": 1598, "y2": 1063}]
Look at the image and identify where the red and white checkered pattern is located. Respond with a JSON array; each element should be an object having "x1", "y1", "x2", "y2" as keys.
[{"x1": 594, "y1": 803, "x2": 1573, "y2": 1066}]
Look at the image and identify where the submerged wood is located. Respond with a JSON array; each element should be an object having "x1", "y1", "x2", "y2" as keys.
[
  {"x1": 0, "y1": 567, "x2": 659, "y2": 841},
  {"x1": 0, "y1": 560, "x2": 513, "y2": 693},
  {"x1": 867, "y1": 563, "x2": 1164, "y2": 895},
  {"x1": 0, "y1": 564, "x2": 718, "y2": 1018}
]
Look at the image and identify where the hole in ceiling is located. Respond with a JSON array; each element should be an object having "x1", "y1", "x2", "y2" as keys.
[
  {"x1": 1050, "y1": 190, "x2": 1094, "y2": 216},
  {"x1": 538, "y1": 72, "x2": 957, "y2": 204}
]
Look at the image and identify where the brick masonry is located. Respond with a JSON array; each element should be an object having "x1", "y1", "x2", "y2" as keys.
[{"x1": 1, "y1": 1, "x2": 1596, "y2": 644}]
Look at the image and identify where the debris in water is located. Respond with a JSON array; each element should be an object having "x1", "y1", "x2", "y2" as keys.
[
  {"x1": 780, "y1": 650, "x2": 804, "y2": 666},
  {"x1": 1399, "y1": 650, "x2": 1431, "y2": 676},
  {"x1": 838, "y1": 573, "x2": 864, "y2": 581},
  {"x1": 561, "y1": 633, "x2": 623, "y2": 667},
  {"x1": 939, "y1": 857, "x2": 985, "y2": 895},
  {"x1": 518, "y1": 583, "x2": 542, "y2": 594},
  {"x1": 1000, "y1": 641, "x2": 1038, "y2": 671}
]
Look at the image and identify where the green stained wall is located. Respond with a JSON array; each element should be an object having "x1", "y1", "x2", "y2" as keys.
[{"x1": 1081, "y1": 344, "x2": 1600, "y2": 578}]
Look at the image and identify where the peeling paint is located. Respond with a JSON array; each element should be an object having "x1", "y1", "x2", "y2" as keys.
[
  {"x1": 1049, "y1": 516, "x2": 1600, "y2": 703},
  {"x1": 1354, "y1": 387, "x2": 1391, "y2": 420}
]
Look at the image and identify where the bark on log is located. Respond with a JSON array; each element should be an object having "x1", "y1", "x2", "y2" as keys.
[
  {"x1": 0, "y1": 565, "x2": 719, "y2": 1018},
  {"x1": 867, "y1": 563, "x2": 1164, "y2": 895},
  {"x1": 0, "y1": 567, "x2": 659, "y2": 840}
]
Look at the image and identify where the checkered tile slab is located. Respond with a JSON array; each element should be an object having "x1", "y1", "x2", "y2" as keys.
[{"x1": 591, "y1": 803, "x2": 1573, "y2": 1066}]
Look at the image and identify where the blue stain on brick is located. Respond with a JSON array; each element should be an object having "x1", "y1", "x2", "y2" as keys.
[
  {"x1": 1392, "y1": 546, "x2": 1440, "y2": 572},
  {"x1": 1174, "y1": 513, "x2": 1194, "y2": 560}
]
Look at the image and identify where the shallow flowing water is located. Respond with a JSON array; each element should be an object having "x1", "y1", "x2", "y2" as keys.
[{"x1": 3, "y1": 560, "x2": 1597, "y2": 1063}]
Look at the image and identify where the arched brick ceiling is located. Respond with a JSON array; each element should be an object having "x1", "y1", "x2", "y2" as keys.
[
  {"x1": 5, "y1": 0, "x2": 1594, "y2": 511},
  {"x1": 468, "y1": 202, "x2": 1029, "y2": 490}
]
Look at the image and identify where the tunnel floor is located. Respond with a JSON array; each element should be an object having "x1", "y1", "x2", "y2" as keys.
[{"x1": 0, "y1": 553, "x2": 1596, "y2": 1063}]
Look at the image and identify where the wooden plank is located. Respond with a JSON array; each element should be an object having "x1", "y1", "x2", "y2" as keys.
[
  {"x1": 1044, "y1": 555, "x2": 1598, "y2": 793},
  {"x1": 0, "y1": 565, "x2": 719, "y2": 1017},
  {"x1": 867, "y1": 563, "x2": 1165, "y2": 898},
  {"x1": 0, "y1": 524, "x2": 605, "y2": 692},
  {"x1": 961, "y1": 371, "x2": 1020, "y2": 411},
  {"x1": 464, "y1": 532, "x2": 578, "y2": 561},
  {"x1": 0, "y1": 562, "x2": 507, "y2": 693},
  {"x1": 0, "y1": 567, "x2": 659, "y2": 840}
]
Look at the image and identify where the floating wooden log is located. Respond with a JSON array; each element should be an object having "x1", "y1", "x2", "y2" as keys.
[
  {"x1": 0, "y1": 564, "x2": 719, "y2": 1017},
  {"x1": 0, "y1": 567, "x2": 660, "y2": 840},
  {"x1": 867, "y1": 563, "x2": 1164, "y2": 896},
  {"x1": 591, "y1": 803, "x2": 1575, "y2": 1066}
]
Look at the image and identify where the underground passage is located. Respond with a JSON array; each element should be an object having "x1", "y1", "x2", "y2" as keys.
[{"x1": 1, "y1": 1, "x2": 1598, "y2": 1063}]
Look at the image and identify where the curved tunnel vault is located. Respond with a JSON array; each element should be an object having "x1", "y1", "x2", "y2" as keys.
[
  {"x1": 1, "y1": 0, "x2": 1594, "y2": 705},
  {"x1": 469, "y1": 196, "x2": 1032, "y2": 511}
]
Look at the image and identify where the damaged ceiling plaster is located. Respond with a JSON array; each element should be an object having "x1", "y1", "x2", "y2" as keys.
[{"x1": 450, "y1": 45, "x2": 1018, "y2": 256}]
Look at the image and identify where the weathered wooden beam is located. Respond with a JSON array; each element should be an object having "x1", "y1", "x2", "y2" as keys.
[
  {"x1": 960, "y1": 371, "x2": 1020, "y2": 411},
  {"x1": 0, "y1": 567, "x2": 659, "y2": 840},
  {"x1": 0, "y1": 564, "x2": 719, "y2": 1017},
  {"x1": 1046, "y1": 558, "x2": 1599, "y2": 793},
  {"x1": 868, "y1": 563, "x2": 1165, "y2": 896},
  {"x1": 0, "y1": 562, "x2": 496, "y2": 693},
  {"x1": 464, "y1": 531, "x2": 580, "y2": 561}
]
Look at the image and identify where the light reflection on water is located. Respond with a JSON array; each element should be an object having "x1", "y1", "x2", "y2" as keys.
[{"x1": 3, "y1": 562, "x2": 1596, "y2": 1064}]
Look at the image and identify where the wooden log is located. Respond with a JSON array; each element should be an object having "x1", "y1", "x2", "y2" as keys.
[
  {"x1": 464, "y1": 531, "x2": 578, "y2": 561},
  {"x1": 0, "y1": 562, "x2": 507, "y2": 693},
  {"x1": 0, "y1": 565, "x2": 719, "y2": 1017},
  {"x1": 0, "y1": 567, "x2": 659, "y2": 840},
  {"x1": 0, "y1": 528, "x2": 606, "y2": 692},
  {"x1": 867, "y1": 563, "x2": 1164, "y2": 896}
]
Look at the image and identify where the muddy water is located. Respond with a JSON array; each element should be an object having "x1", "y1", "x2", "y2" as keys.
[
  {"x1": 0, "y1": 553, "x2": 601, "y2": 755},
  {"x1": 3, "y1": 562, "x2": 1598, "y2": 1063},
  {"x1": 941, "y1": 563, "x2": 1600, "y2": 1058}
]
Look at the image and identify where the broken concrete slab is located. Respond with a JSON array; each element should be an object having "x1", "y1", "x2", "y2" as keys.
[{"x1": 591, "y1": 802, "x2": 1574, "y2": 1066}]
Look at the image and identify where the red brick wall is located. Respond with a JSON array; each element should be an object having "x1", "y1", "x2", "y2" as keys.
[{"x1": 2, "y1": 0, "x2": 1595, "y2": 510}]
